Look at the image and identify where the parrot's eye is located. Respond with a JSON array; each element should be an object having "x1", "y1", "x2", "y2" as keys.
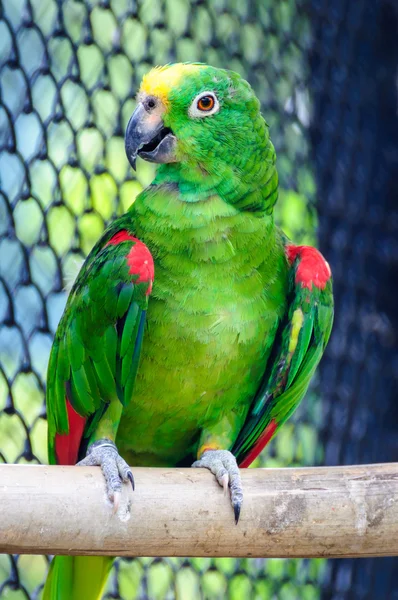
[
  {"x1": 189, "y1": 92, "x2": 220, "y2": 118},
  {"x1": 197, "y1": 95, "x2": 214, "y2": 111}
]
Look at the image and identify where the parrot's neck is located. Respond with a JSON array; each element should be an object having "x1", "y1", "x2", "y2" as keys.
[
  {"x1": 152, "y1": 138, "x2": 278, "y2": 215},
  {"x1": 130, "y1": 164, "x2": 280, "y2": 270}
]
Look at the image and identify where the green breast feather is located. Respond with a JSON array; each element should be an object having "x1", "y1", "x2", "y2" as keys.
[{"x1": 44, "y1": 62, "x2": 333, "y2": 600}]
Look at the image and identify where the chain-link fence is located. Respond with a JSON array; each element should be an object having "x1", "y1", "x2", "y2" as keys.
[{"x1": 0, "y1": 0, "x2": 396, "y2": 598}]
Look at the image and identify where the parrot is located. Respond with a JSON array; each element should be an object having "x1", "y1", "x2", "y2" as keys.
[{"x1": 43, "y1": 63, "x2": 333, "y2": 599}]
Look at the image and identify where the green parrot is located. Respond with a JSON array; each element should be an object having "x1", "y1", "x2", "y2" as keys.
[{"x1": 43, "y1": 63, "x2": 333, "y2": 599}]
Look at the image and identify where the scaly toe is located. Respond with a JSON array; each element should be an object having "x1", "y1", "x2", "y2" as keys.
[
  {"x1": 191, "y1": 449, "x2": 243, "y2": 522},
  {"x1": 116, "y1": 455, "x2": 135, "y2": 490},
  {"x1": 77, "y1": 439, "x2": 134, "y2": 505}
]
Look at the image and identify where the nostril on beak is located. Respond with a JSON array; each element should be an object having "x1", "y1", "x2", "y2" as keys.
[{"x1": 144, "y1": 97, "x2": 157, "y2": 112}]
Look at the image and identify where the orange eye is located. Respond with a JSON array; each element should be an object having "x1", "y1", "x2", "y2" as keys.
[{"x1": 197, "y1": 95, "x2": 215, "y2": 111}]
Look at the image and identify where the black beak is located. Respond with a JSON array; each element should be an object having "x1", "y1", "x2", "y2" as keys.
[{"x1": 125, "y1": 103, "x2": 177, "y2": 170}]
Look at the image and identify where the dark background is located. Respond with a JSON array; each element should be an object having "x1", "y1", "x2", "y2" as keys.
[{"x1": 312, "y1": 0, "x2": 398, "y2": 597}]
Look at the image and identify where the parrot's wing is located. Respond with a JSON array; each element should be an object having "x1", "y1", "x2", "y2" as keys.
[
  {"x1": 232, "y1": 243, "x2": 334, "y2": 467},
  {"x1": 46, "y1": 225, "x2": 154, "y2": 465}
]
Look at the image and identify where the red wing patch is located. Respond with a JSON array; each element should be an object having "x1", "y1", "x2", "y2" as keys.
[
  {"x1": 286, "y1": 244, "x2": 331, "y2": 290},
  {"x1": 55, "y1": 400, "x2": 86, "y2": 466},
  {"x1": 106, "y1": 230, "x2": 154, "y2": 295},
  {"x1": 127, "y1": 240, "x2": 154, "y2": 295},
  {"x1": 239, "y1": 419, "x2": 277, "y2": 468},
  {"x1": 106, "y1": 230, "x2": 136, "y2": 246}
]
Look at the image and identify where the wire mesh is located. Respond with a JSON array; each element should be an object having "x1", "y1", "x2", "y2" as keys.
[{"x1": 1, "y1": 0, "x2": 393, "y2": 599}]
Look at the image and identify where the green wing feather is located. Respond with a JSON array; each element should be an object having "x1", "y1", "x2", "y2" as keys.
[
  {"x1": 47, "y1": 220, "x2": 152, "y2": 465},
  {"x1": 232, "y1": 246, "x2": 334, "y2": 466}
]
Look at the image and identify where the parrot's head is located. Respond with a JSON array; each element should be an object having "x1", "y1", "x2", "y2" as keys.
[{"x1": 125, "y1": 63, "x2": 272, "y2": 178}]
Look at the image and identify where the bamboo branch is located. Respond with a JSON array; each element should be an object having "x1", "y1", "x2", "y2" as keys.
[{"x1": 0, "y1": 463, "x2": 397, "y2": 558}]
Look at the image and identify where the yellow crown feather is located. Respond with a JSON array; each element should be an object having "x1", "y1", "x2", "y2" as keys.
[{"x1": 139, "y1": 63, "x2": 203, "y2": 106}]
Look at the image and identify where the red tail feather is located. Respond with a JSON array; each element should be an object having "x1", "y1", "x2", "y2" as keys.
[
  {"x1": 55, "y1": 400, "x2": 86, "y2": 465},
  {"x1": 239, "y1": 419, "x2": 277, "y2": 468}
]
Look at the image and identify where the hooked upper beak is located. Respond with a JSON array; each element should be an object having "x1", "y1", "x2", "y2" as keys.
[{"x1": 125, "y1": 103, "x2": 177, "y2": 170}]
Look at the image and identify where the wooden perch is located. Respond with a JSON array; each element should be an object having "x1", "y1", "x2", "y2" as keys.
[{"x1": 0, "y1": 463, "x2": 397, "y2": 558}]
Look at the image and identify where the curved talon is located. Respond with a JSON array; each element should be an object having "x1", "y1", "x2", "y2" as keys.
[
  {"x1": 233, "y1": 502, "x2": 241, "y2": 525},
  {"x1": 77, "y1": 438, "x2": 134, "y2": 505},
  {"x1": 192, "y1": 449, "x2": 243, "y2": 523},
  {"x1": 127, "y1": 471, "x2": 135, "y2": 491}
]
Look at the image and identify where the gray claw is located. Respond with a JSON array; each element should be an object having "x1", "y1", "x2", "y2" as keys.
[
  {"x1": 233, "y1": 502, "x2": 241, "y2": 525},
  {"x1": 192, "y1": 449, "x2": 243, "y2": 523},
  {"x1": 77, "y1": 438, "x2": 134, "y2": 503},
  {"x1": 127, "y1": 471, "x2": 135, "y2": 491}
]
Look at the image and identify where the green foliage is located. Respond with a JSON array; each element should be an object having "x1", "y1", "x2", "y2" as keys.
[{"x1": 275, "y1": 189, "x2": 317, "y2": 246}]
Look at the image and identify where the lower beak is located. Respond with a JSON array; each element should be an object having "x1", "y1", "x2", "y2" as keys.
[{"x1": 125, "y1": 104, "x2": 177, "y2": 170}]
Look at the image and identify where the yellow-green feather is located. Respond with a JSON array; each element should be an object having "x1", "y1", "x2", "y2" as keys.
[
  {"x1": 45, "y1": 64, "x2": 333, "y2": 597},
  {"x1": 43, "y1": 555, "x2": 113, "y2": 600}
]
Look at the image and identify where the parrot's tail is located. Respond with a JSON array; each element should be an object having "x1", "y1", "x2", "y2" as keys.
[{"x1": 43, "y1": 555, "x2": 113, "y2": 600}]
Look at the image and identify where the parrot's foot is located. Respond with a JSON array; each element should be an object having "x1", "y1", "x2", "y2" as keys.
[
  {"x1": 77, "y1": 439, "x2": 134, "y2": 510},
  {"x1": 191, "y1": 449, "x2": 243, "y2": 524}
]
